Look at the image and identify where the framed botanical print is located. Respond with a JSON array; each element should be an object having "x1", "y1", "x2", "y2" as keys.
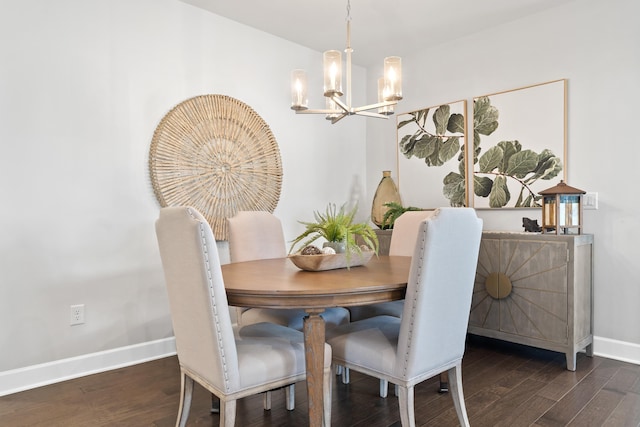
[
  {"x1": 396, "y1": 100, "x2": 468, "y2": 208},
  {"x1": 471, "y1": 79, "x2": 567, "y2": 208}
]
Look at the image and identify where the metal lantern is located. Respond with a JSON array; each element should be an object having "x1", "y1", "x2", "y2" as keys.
[{"x1": 539, "y1": 180, "x2": 586, "y2": 235}]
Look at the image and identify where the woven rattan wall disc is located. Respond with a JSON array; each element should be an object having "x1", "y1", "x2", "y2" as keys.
[{"x1": 149, "y1": 95, "x2": 282, "y2": 240}]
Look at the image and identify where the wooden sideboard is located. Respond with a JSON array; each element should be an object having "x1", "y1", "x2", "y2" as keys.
[
  {"x1": 469, "y1": 232, "x2": 594, "y2": 371},
  {"x1": 357, "y1": 229, "x2": 392, "y2": 255}
]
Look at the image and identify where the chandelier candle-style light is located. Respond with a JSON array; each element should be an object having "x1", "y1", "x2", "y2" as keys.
[{"x1": 290, "y1": 0, "x2": 402, "y2": 124}]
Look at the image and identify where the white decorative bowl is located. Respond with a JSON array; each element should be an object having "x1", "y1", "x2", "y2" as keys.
[{"x1": 288, "y1": 251, "x2": 374, "y2": 271}]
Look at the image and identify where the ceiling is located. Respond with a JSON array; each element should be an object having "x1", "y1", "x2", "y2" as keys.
[{"x1": 180, "y1": 0, "x2": 575, "y2": 67}]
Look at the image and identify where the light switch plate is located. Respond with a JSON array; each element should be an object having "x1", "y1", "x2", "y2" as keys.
[{"x1": 583, "y1": 192, "x2": 598, "y2": 210}]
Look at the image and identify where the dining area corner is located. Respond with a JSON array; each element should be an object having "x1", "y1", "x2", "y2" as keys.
[{"x1": 155, "y1": 206, "x2": 482, "y2": 427}]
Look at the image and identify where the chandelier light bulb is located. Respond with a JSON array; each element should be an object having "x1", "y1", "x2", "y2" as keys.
[
  {"x1": 377, "y1": 77, "x2": 394, "y2": 115},
  {"x1": 384, "y1": 56, "x2": 403, "y2": 101},
  {"x1": 323, "y1": 50, "x2": 343, "y2": 97},
  {"x1": 290, "y1": 69, "x2": 309, "y2": 110}
]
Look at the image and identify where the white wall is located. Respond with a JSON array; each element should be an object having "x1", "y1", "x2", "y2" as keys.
[
  {"x1": 2, "y1": 0, "x2": 638, "y2": 395},
  {"x1": 0, "y1": 0, "x2": 368, "y2": 380},
  {"x1": 366, "y1": 0, "x2": 640, "y2": 352}
]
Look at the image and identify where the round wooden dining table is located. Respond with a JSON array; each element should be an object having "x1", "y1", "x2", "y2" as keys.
[{"x1": 221, "y1": 255, "x2": 411, "y2": 427}]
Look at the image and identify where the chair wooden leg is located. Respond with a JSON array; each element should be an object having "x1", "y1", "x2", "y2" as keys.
[
  {"x1": 448, "y1": 365, "x2": 470, "y2": 427},
  {"x1": 177, "y1": 372, "x2": 194, "y2": 427},
  {"x1": 263, "y1": 391, "x2": 272, "y2": 410},
  {"x1": 379, "y1": 379, "x2": 388, "y2": 398},
  {"x1": 211, "y1": 394, "x2": 220, "y2": 413},
  {"x1": 220, "y1": 399, "x2": 237, "y2": 427},
  {"x1": 439, "y1": 371, "x2": 449, "y2": 393},
  {"x1": 397, "y1": 385, "x2": 415, "y2": 427},
  {"x1": 285, "y1": 384, "x2": 295, "y2": 411},
  {"x1": 323, "y1": 366, "x2": 332, "y2": 427},
  {"x1": 342, "y1": 367, "x2": 350, "y2": 384}
]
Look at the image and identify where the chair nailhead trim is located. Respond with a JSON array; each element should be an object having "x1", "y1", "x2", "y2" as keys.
[
  {"x1": 188, "y1": 208, "x2": 231, "y2": 391},
  {"x1": 402, "y1": 225, "x2": 427, "y2": 376}
]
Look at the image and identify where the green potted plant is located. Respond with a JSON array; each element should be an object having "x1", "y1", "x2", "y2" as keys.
[
  {"x1": 381, "y1": 201, "x2": 423, "y2": 229},
  {"x1": 289, "y1": 203, "x2": 379, "y2": 257}
]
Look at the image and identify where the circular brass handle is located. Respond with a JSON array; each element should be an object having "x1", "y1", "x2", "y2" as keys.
[{"x1": 484, "y1": 272, "x2": 512, "y2": 299}]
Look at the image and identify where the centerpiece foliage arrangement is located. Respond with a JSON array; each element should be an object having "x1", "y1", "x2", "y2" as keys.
[
  {"x1": 289, "y1": 203, "x2": 379, "y2": 257},
  {"x1": 381, "y1": 201, "x2": 423, "y2": 229}
]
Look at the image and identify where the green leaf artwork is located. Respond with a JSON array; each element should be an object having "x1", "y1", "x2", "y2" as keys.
[
  {"x1": 397, "y1": 81, "x2": 565, "y2": 208},
  {"x1": 397, "y1": 102, "x2": 467, "y2": 206},
  {"x1": 471, "y1": 95, "x2": 562, "y2": 208}
]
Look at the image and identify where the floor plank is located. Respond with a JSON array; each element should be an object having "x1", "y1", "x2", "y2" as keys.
[{"x1": 1, "y1": 336, "x2": 638, "y2": 426}]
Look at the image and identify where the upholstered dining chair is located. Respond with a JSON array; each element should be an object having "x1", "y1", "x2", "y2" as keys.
[
  {"x1": 227, "y1": 211, "x2": 351, "y2": 409},
  {"x1": 348, "y1": 210, "x2": 436, "y2": 322},
  {"x1": 327, "y1": 208, "x2": 482, "y2": 427},
  {"x1": 155, "y1": 206, "x2": 332, "y2": 427},
  {"x1": 227, "y1": 210, "x2": 350, "y2": 331},
  {"x1": 346, "y1": 210, "x2": 435, "y2": 396}
]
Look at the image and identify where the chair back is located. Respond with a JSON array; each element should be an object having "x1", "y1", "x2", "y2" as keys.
[
  {"x1": 155, "y1": 207, "x2": 240, "y2": 393},
  {"x1": 388, "y1": 210, "x2": 436, "y2": 256},
  {"x1": 396, "y1": 208, "x2": 482, "y2": 380},
  {"x1": 228, "y1": 211, "x2": 286, "y2": 262}
]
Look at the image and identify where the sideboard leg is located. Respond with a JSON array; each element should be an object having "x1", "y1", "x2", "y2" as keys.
[
  {"x1": 566, "y1": 352, "x2": 577, "y2": 371},
  {"x1": 585, "y1": 343, "x2": 594, "y2": 357}
]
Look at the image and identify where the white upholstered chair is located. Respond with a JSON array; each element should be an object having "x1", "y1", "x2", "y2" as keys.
[
  {"x1": 348, "y1": 210, "x2": 436, "y2": 322},
  {"x1": 346, "y1": 210, "x2": 435, "y2": 396},
  {"x1": 327, "y1": 208, "x2": 482, "y2": 427},
  {"x1": 155, "y1": 207, "x2": 332, "y2": 427},
  {"x1": 228, "y1": 210, "x2": 350, "y2": 331},
  {"x1": 228, "y1": 211, "x2": 351, "y2": 407}
]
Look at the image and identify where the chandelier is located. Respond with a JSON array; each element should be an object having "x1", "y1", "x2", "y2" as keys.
[{"x1": 290, "y1": 1, "x2": 403, "y2": 124}]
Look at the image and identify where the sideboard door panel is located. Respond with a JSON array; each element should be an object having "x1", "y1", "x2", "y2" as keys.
[{"x1": 469, "y1": 232, "x2": 593, "y2": 371}]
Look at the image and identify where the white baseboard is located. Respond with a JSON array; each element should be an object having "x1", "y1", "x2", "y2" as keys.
[
  {"x1": 2, "y1": 335, "x2": 638, "y2": 397},
  {"x1": 0, "y1": 337, "x2": 176, "y2": 397},
  {"x1": 593, "y1": 335, "x2": 640, "y2": 366}
]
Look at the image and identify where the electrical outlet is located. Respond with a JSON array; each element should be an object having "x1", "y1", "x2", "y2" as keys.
[{"x1": 70, "y1": 304, "x2": 85, "y2": 325}]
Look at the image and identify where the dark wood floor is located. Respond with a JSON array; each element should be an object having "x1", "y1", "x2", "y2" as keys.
[{"x1": 1, "y1": 336, "x2": 639, "y2": 426}]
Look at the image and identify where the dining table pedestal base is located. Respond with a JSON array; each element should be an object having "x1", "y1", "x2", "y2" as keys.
[{"x1": 303, "y1": 309, "x2": 326, "y2": 427}]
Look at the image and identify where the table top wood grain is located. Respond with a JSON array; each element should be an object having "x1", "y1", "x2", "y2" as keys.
[{"x1": 222, "y1": 255, "x2": 411, "y2": 309}]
